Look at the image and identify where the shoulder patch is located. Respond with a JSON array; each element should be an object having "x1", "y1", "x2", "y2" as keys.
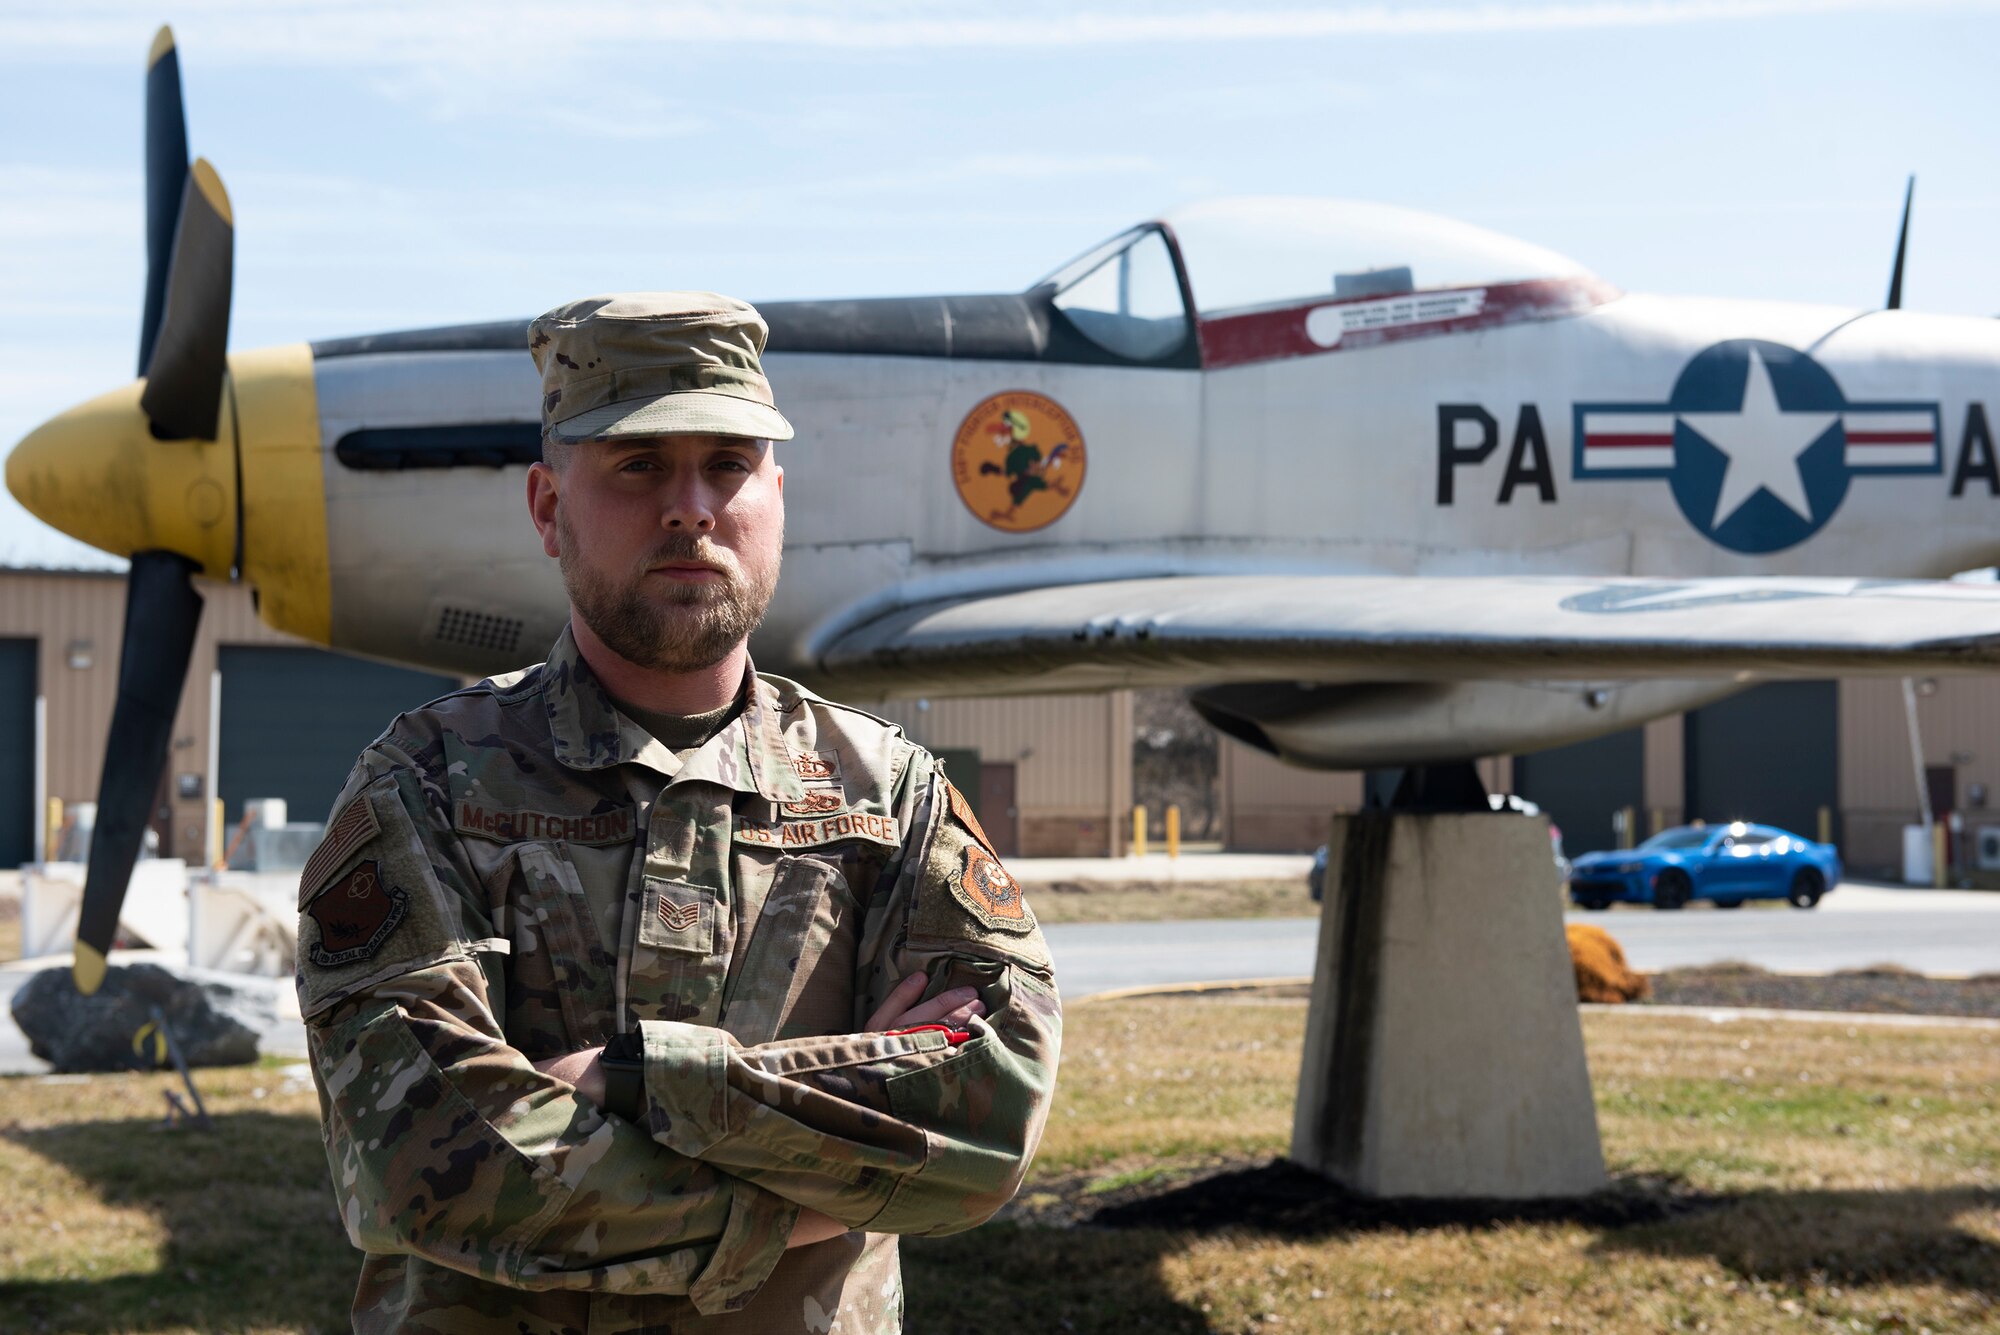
[
  {"x1": 958, "y1": 845, "x2": 1029, "y2": 928},
  {"x1": 298, "y1": 794, "x2": 381, "y2": 907},
  {"x1": 304, "y1": 860, "x2": 410, "y2": 966}
]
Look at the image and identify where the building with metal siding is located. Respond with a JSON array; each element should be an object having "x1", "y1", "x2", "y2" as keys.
[
  {"x1": 7, "y1": 565, "x2": 1993, "y2": 874},
  {"x1": 1217, "y1": 741, "x2": 1361, "y2": 851},
  {"x1": 0, "y1": 566, "x2": 447, "y2": 864},
  {"x1": 870, "y1": 692, "x2": 1135, "y2": 857}
]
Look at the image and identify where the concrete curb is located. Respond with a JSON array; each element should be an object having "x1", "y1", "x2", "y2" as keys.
[
  {"x1": 1075, "y1": 977, "x2": 2000, "y2": 1029},
  {"x1": 1583, "y1": 1002, "x2": 2000, "y2": 1030}
]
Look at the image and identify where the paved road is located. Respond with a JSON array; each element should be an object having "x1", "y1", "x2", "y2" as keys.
[
  {"x1": 1045, "y1": 882, "x2": 2000, "y2": 998},
  {"x1": 5, "y1": 882, "x2": 1992, "y2": 1074}
]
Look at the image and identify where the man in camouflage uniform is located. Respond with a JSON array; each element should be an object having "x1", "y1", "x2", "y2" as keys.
[{"x1": 297, "y1": 292, "x2": 1062, "y2": 1332}]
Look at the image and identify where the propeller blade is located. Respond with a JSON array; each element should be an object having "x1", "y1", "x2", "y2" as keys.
[
  {"x1": 73, "y1": 552, "x2": 205, "y2": 995},
  {"x1": 139, "y1": 158, "x2": 234, "y2": 441},
  {"x1": 138, "y1": 25, "x2": 190, "y2": 377},
  {"x1": 1886, "y1": 174, "x2": 1915, "y2": 311}
]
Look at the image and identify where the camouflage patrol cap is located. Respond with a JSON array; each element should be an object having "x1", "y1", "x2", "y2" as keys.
[{"x1": 528, "y1": 292, "x2": 794, "y2": 443}]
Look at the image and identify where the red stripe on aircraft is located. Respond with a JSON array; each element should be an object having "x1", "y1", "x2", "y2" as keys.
[
  {"x1": 1196, "y1": 276, "x2": 1618, "y2": 370},
  {"x1": 1843, "y1": 431, "x2": 1934, "y2": 445},
  {"x1": 1585, "y1": 434, "x2": 1675, "y2": 448}
]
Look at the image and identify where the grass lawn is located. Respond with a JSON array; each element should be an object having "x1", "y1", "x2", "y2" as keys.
[
  {"x1": 1027, "y1": 877, "x2": 1317, "y2": 923},
  {"x1": 2, "y1": 1003, "x2": 1995, "y2": 1333}
]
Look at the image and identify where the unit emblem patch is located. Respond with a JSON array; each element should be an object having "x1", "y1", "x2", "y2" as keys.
[
  {"x1": 306, "y1": 860, "x2": 409, "y2": 967},
  {"x1": 959, "y1": 845, "x2": 1027, "y2": 925},
  {"x1": 951, "y1": 390, "x2": 1087, "y2": 533}
]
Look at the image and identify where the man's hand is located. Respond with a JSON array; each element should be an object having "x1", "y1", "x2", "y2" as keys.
[
  {"x1": 532, "y1": 1047, "x2": 605, "y2": 1105},
  {"x1": 863, "y1": 972, "x2": 985, "y2": 1033}
]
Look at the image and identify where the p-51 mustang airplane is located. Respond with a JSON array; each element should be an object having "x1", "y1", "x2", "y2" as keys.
[{"x1": 14, "y1": 28, "x2": 2000, "y2": 989}]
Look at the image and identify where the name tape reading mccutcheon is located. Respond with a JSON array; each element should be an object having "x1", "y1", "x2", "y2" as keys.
[
  {"x1": 735, "y1": 811, "x2": 902, "y2": 850},
  {"x1": 456, "y1": 801, "x2": 636, "y2": 846}
]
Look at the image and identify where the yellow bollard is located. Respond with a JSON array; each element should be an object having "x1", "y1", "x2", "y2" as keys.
[
  {"x1": 1131, "y1": 805, "x2": 1148, "y2": 859},
  {"x1": 1620, "y1": 805, "x2": 1636, "y2": 849},
  {"x1": 1166, "y1": 805, "x2": 1181, "y2": 859},
  {"x1": 1933, "y1": 820, "x2": 1948, "y2": 889},
  {"x1": 1817, "y1": 805, "x2": 1832, "y2": 846},
  {"x1": 45, "y1": 797, "x2": 63, "y2": 862},
  {"x1": 1650, "y1": 807, "x2": 1664, "y2": 837},
  {"x1": 212, "y1": 797, "x2": 226, "y2": 869}
]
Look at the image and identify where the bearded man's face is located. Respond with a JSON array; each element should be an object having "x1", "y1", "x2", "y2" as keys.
[{"x1": 534, "y1": 434, "x2": 783, "y2": 674}]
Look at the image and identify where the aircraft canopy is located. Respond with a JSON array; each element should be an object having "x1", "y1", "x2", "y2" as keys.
[{"x1": 1157, "y1": 196, "x2": 1594, "y2": 317}]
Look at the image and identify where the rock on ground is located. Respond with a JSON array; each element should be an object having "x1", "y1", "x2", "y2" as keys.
[{"x1": 10, "y1": 962, "x2": 264, "y2": 1071}]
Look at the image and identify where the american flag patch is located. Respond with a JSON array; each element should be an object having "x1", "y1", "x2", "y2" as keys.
[{"x1": 298, "y1": 794, "x2": 382, "y2": 907}]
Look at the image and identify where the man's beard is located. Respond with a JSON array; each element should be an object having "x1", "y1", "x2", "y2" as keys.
[{"x1": 557, "y1": 511, "x2": 779, "y2": 674}]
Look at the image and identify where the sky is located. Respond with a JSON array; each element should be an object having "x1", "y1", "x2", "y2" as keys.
[{"x1": 5, "y1": 0, "x2": 2000, "y2": 567}]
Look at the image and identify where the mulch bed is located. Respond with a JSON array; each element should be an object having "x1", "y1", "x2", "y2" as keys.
[
  {"x1": 1642, "y1": 965, "x2": 2000, "y2": 1018},
  {"x1": 1009, "y1": 1154, "x2": 1719, "y2": 1235}
]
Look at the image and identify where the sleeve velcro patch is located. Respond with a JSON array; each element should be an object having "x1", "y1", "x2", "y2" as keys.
[
  {"x1": 297, "y1": 793, "x2": 382, "y2": 908},
  {"x1": 944, "y1": 778, "x2": 996, "y2": 855}
]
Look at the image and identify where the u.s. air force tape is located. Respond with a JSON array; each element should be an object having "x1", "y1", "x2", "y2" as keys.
[{"x1": 734, "y1": 812, "x2": 901, "y2": 850}]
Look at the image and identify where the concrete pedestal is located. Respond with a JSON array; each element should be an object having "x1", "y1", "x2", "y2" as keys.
[{"x1": 1290, "y1": 811, "x2": 1606, "y2": 1198}]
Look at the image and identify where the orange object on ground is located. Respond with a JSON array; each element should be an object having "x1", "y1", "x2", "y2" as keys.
[{"x1": 1566, "y1": 922, "x2": 1650, "y2": 1003}]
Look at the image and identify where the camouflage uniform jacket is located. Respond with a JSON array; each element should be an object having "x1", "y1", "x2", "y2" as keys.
[{"x1": 296, "y1": 626, "x2": 1062, "y2": 1333}]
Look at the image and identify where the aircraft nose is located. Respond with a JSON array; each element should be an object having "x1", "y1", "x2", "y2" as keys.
[{"x1": 6, "y1": 376, "x2": 237, "y2": 580}]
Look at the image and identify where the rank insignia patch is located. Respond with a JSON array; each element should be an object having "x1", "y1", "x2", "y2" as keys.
[
  {"x1": 306, "y1": 860, "x2": 409, "y2": 967},
  {"x1": 959, "y1": 845, "x2": 1029, "y2": 928}
]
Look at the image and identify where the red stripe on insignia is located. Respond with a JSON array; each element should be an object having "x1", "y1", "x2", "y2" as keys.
[
  {"x1": 1585, "y1": 434, "x2": 1675, "y2": 447},
  {"x1": 1844, "y1": 432, "x2": 1933, "y2": 444}
]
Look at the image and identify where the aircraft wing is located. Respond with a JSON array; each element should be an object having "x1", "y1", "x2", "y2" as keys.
[{"x1": 813, "y1": 574, "x2": 2000, "y2": 695}]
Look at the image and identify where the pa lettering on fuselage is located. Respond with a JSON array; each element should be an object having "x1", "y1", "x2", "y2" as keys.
[{"x1": 1432, "y1": 339, "x2": 1999, "y2": 560}]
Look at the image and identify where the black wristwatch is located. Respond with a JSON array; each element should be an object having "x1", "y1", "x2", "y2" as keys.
[{"x1": 599, "y1": 1030, "x2": 646, "y2": 1121}]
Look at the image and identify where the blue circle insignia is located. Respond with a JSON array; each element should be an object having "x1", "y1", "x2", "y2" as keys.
[{"x1": 1663, "y1": 339, "x2": 1849, "y2": 554}]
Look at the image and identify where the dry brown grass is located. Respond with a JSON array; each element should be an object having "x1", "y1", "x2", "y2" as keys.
[
  {"x1": 1027, "y1": 877, "x2": 1317, "y2": 924},
  {"x1": 0, "y1": 1060, "x2": 351, "y2": 1333},
  {"x1": 1, "y1": 999, "x2": 1995, "y2": 1332},
  {"x1": 907, "y1": 998, "x2": 2000, "y2": 1335}
]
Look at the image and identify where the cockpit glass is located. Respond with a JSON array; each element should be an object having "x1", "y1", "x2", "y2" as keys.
[
  {"x1": 1157, "y1": 196, "x2": 1593, "y2": 317},
  {"x1": 1037, "y1": 225, "x2": 1191, "y2": 362}
]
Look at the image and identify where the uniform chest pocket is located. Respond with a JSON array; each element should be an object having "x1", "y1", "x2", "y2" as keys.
[
  {"x1": 506, "y1": 843, "x2": 616, "y2": 1055},
  {"x1": 720, "y1": 855, "x2": 851, "y2": 1046}
]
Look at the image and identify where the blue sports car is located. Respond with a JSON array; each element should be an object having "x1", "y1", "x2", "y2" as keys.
[{"x1": 1567, "y1": 821, "x2": 1842, "y2": 911}]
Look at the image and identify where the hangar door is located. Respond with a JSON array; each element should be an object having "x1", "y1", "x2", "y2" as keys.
[
  {"x1": 1685, "y1": 681, "x2": 1837, "y2": 842},
  {"x1": 218, "y1": 646, "x2": 458, "y2": 827},
  {"x1": 1511, "y1": 725, "x2": 1644, "y2": 860},
  {"x1": 0, "y1": 638, "x2": 35, "y2": 866}
]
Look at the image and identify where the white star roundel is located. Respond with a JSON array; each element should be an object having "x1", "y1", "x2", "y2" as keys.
[{"x1": 1571, "y1": 340, "x2": 1942, "y2": 554}]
